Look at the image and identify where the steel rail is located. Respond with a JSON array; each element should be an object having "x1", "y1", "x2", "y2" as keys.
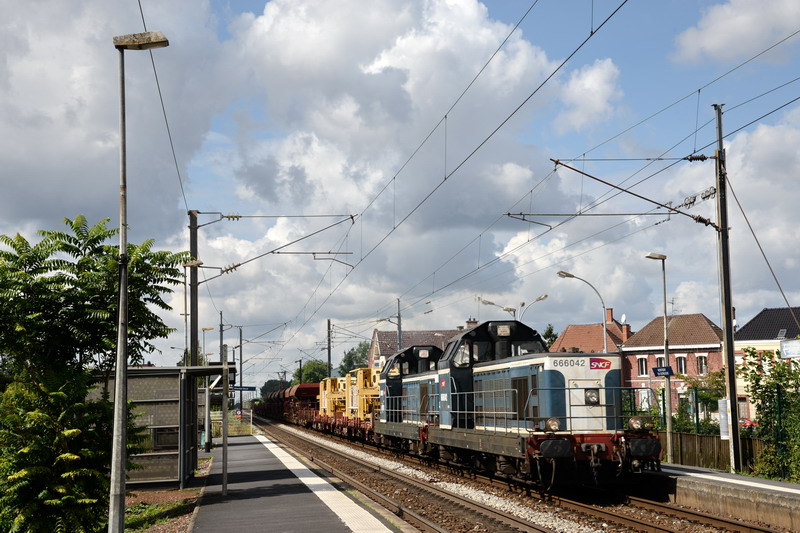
[{"x1": 257, "y1": 420, "x2": 558, "y2": 533}]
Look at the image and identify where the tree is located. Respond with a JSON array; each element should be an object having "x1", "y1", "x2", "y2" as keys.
[
  {"x1": 0, "y1": 216, "x2": 187, "y2": 379},
  {"x1": 541, "y1": 324, "x2": 558, "y2": 348},
  {"x1": 0, "y1": 216, "x2": 186, "y2": 531},
  {"x1": 292, "y1": 360, "x2": 328, "y2": 385},
  {"x1": 739, "y1": 347, "x2": 800, "y2": 481},
  {"x1": 337, "y1": 341, "x2": 370, "y2": 376},
  {"x1": 260, "y1": 379, "x2": 283, "y2": 396}
]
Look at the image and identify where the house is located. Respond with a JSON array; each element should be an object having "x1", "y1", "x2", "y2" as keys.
[
  {"x1": 619, "y1": 313, "x2": 740, "y2": 416},
  {"x1": 733, "y1": 306, "x2": 800, "y2": 419},
  {"x1": 367, "y1": 318, "x2": 476, "y2": 370},
  {"x1": 550, "y1": 308, "x2": 632, "y2": 353},
  {"x1": 734, "y1": 306, "x2": 800, "y2": 355}
]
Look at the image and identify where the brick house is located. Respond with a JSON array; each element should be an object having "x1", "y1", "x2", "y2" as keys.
[
  {"x1": 367, "y1": 318, "x2": 477, "y2": 370},
  {"x1": 550, "y1": 308, "x2": 632, "y2": 353},
  {"x1": 620, "y1": 313, "x2": 727, "y2": 414}
]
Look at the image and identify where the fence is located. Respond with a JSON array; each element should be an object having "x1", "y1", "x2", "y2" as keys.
[{"x1": 660, "y1": 431, "x2": 764, "y2": 472}]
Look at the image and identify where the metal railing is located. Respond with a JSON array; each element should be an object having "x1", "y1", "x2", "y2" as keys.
[
  {"x1": 386, "y1": 385, "x2": 658, "y2": 434},
  {"x1": 383, "y1": 393, "x2": 439, "y2": 424}
]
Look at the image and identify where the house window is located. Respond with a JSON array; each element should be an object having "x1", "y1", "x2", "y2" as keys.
[
  {"x1": 655, "y1": 355, "x2": 665, "y2": 368},
  {"x1": 697, "y1": 355, "x2": 708, "y2": 375},
  {"x1": 676, "y1": 355, "x2": 687, "y2": 375},
  {"x1": 637, "y1": 356, "x2": 648, "y2": 377}
]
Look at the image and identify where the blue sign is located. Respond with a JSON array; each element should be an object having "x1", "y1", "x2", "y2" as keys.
[
  {"x1": 653, "y1": 366, "x2": 674, "y2": 377},
  {"x1": 231, "y1": 385, "x2": 257, "y2": 391}
]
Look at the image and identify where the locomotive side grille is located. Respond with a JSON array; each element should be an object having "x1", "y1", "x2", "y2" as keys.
[{"x1": 513, "y1": 377, "x2": 528, "y2": 421}]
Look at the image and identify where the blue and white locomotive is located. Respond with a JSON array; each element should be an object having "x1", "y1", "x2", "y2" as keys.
[{"x1": 377, "y1": 320, "x2": 660, "y2": 486}]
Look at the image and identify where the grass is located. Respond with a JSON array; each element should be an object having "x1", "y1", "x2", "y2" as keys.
[{"x1": 124, "y1": 499, "x2": 195, "y2": 531}]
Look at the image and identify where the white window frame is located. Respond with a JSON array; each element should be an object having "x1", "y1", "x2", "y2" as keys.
[
  {"x1": 696, "y1": 353, "x2": 708, "y2": 375},
  {"x1": 676, "y1": 354, "x2": 687, "y2": 375},
  {"x1": 637, "y1": 355, "x2": 648, "y2": 377}
]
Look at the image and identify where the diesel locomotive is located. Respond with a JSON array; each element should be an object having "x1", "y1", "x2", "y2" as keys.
[{"x1": 257, "y1": 319, "x2": 661, "y2": 488}]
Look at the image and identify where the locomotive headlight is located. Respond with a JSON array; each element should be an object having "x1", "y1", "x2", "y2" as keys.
[
  {"x1": 546, "y1": 417, "x2": 561, "y2": 432},
  {"x1": 628, "y1": 416, "x2": 643, "y2": 430},
  {"x1": 584, "y1": 388, "x2": 600, "y2": 405}
]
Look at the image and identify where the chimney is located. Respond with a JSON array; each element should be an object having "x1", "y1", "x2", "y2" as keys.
[
  {"x1": 621, "y1": 323, "x2": 632, "y2": 342},
  {"x1": 605, "y1": 308, "x2": 614, "y2": 324},
  {"x1": 466, "y1": 317, "x2": 478, "y2": 328}
]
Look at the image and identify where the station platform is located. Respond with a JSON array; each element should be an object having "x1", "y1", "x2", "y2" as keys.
[
  {"x1": 646, "y1": 463, "x2": 800, "y2": 531},
  {"x1": 191, "y1": 434, "x2": 411, "y2": 532}
]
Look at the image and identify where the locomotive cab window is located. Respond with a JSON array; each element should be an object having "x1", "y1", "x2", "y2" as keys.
[
  {"x1": 386, "y1": 360, "x2": 400, "y2": 378},
  {"x1": 473, "y1": 341, "x2": 492, "y2": 363},
  {"x1": 453, "y1": 341, "x2": 471, "y2": 367}
]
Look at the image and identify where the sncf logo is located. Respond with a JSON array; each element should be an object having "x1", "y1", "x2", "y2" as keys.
[{"x1": 590, "y1": 358, "x2": 612, "y2": 370}]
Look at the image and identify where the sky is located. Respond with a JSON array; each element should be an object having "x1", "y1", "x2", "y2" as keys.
[{"x1": 2, "y1": 0, "x2": 800, "y2": 391}]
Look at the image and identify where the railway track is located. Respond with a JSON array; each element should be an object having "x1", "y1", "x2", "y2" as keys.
[
  {"x1": 258, "y1": 419, "x2": 558, "y2": 532},
  {"x1": 255, "y1": 419, "x2": 783, "y2": 532}
]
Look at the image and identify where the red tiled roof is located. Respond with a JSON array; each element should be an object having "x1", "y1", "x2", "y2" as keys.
[
  {"x1": 550, "y1": 322, "x2": 627, "y2": 353},
  {"x1": 622, "y1": 313, "x2": 721, "y2": 349}
]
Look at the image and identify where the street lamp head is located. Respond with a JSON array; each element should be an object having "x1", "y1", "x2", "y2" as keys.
[
  {"x1": 557, "y1": 270, "x2": 574, "y2": 279},
  {"x1": 113, "y1": 31, "x2": 169, "y2": 50},
  {"x1": 646, "y1": 252, "x2": 667, "y2": 261}
]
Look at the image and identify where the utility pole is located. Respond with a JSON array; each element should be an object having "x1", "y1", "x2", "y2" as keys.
[
  {"x1": 220, "y1": 311, "x2": 228, "y2": 495},
  {"x1": 297, "y1": 359, "x2": 303, "y2": 383},
  {"x1": 327, "y1": 319, "x2": 332, "y2": 378},
  {"x1": 714, "y1": 104, "x2": 742, "y2": 472}
]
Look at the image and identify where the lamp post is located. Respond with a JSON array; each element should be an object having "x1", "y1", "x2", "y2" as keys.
[
  {"x1": 478, "y1": 297, "x2": 517, "y2": 318},
  {"x1": 646, "y1": 252, "x2": 672, "y2": 463},
  {"x1": 109, "y1": 30, "x2": 169, "y2": 533},
  {"x1": 557, "y1": 271, "x2": 608, "y2": 353},
  {"x1": 202, "y1": 326, "x2": 214, "y2": 452},
  {"x1": 519, "y1": 294, "x2": 548, "y2": 321}
]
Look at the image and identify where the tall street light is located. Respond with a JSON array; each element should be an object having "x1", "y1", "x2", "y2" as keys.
[
  {"x1": 109, "y1": 30, "x2": 169, "y2": 533},
  {"x1": 478, "y1": 297, "x2": 517, "y2": 318},
  {"x1": 557, "y1": 271, "x2": 608, "y2": 353},
  {"x1": 519, "y1": 294, "x2": 548, "y2": 321},
  {"x1": 646, "y1": 252, "x2": 672, "y2": 463},
  {"x1": 202, "y1": 326, "x2": 214, "y2": 452}
]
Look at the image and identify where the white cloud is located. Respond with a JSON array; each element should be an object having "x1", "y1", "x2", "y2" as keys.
[
  {"x1": 673, "y1": 0, "x2": 800, "y2": 63},
  {"x1": 555, "y1": 58, "x2": 622, "y2": 134}
]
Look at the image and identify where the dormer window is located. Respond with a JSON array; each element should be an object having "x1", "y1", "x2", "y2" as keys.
[{"x1": 777, "y1": 328, "x2": 787, "y2": 339}]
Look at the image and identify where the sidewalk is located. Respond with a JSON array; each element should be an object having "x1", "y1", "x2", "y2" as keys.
[{"x1": 191, "y1": 434, "x2": 405, "y2": 532}]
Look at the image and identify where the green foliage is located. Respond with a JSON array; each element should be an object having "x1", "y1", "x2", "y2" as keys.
[
  {"x1": 541, "y1": 324, "x2": 558, "y2": 348},
  {"x1": 0, "y1": 216, "x2": 187, "y2": 530},
  {"x1": 259, "y1": 379, "x2": 284, "y2": 396},
  {"x1": 739, "y1": 347, "x2": 800, "y2": 481},
  {"x1": 125, "y1": 498, "x2": 195, "y2": 532},
  {"x1": 293, "y1": 360, "x2": 328, "y2": 385},
  {"x1": 0, "y1": 374, "x2": 112, "y2": 532},
  {"x1": 337, "y1": 341, "x2": 370, "y2": 376},
  {"x1": 0, "y1": 216, "x2": 188, "y2": 378}
]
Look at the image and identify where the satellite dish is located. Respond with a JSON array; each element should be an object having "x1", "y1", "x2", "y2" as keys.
[{"x1": 621, "y1": 313, "x2": 627, "y2": 324}]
